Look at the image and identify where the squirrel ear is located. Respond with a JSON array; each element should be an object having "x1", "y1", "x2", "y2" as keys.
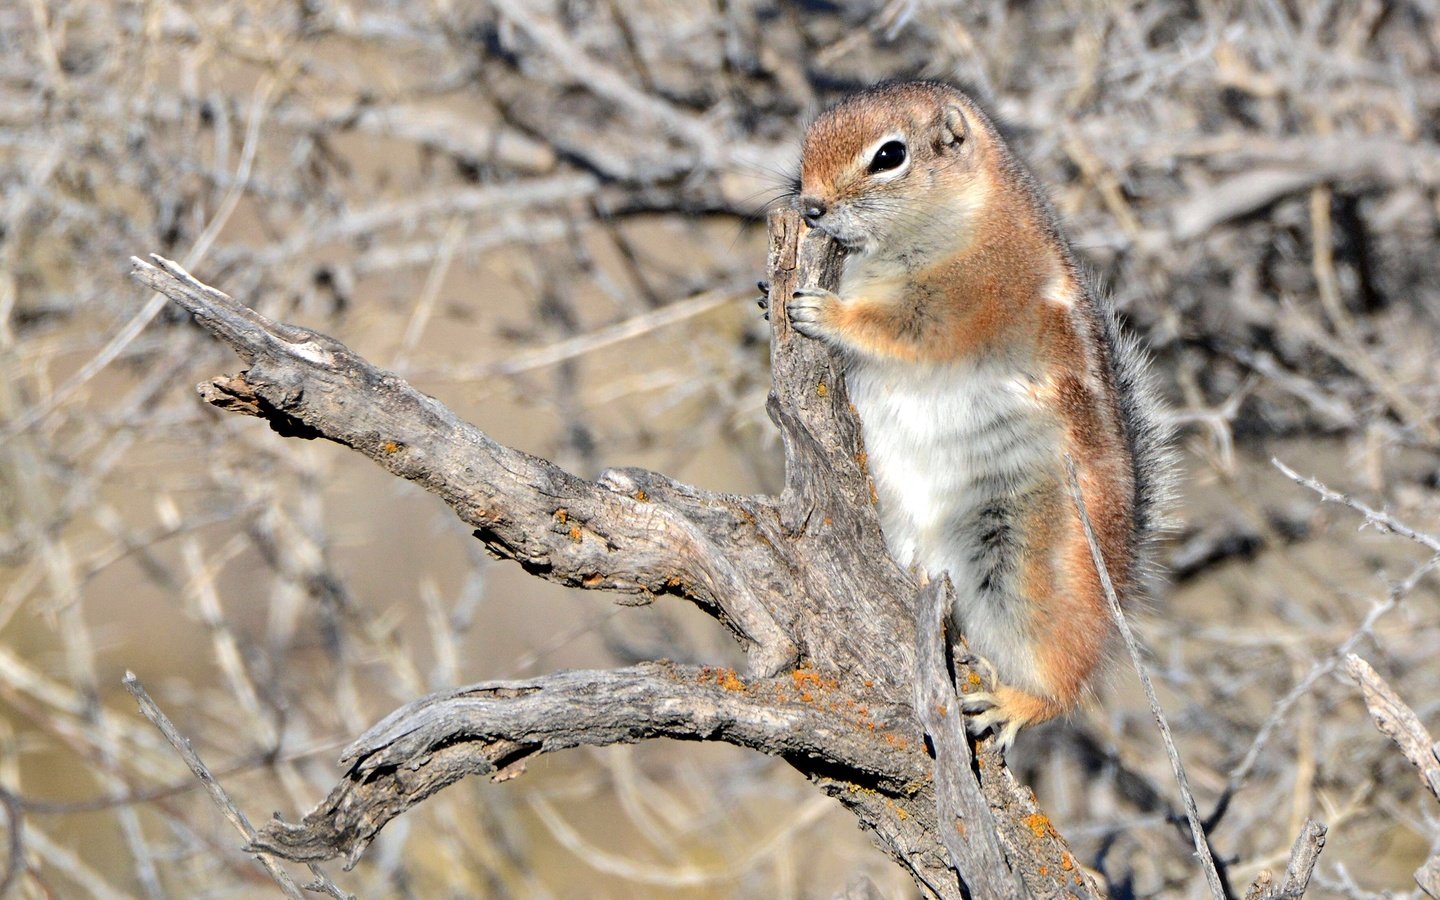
[{"x1": 941, "y1": 105, "x2": 970, "y2": 148}]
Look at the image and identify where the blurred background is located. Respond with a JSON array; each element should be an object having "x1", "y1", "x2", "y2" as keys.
[{"x1": 2, "y1": 1, "x2": 1439, "y2": 897}]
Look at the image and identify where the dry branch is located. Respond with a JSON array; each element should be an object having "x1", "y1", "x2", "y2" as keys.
[
  {"x1": 1277, "y1": 819, "x2": 1327, "y2": 898},
  {"x1": 1345, "y1": 655, "x2": 1440, "y2": 803},
  {"x1": 1168, "y1": 135, "x2": 1440, "y2": 240},
  {"x1": 128, "y1": 252, "x2": 799, "y2": 677},
  {"x1": 912, "y1": 578, "x2": 1016, "y2": 894},
  {"x1": 1420, "y1": 857, "x2": 1440, "y2": 900},
  {"x1": 9, "y1": 2, "x2": 1440, "y2": 894},
  {"x1": 1244, "y1": 819, "x2": 1327, "y2": 900},
  {"x1": 121, "y1": 672, "x2": 336, "y2": 899},
  {"x1": 1344, "y1": 655, "x2": 1440, "y2": 897},
  {"x1": 126, "y1": 210, "x2": 1106, "y2": 898},
  {"x1": 248, "y1": 663, "x2": 925, "y2": 866},
  {"x1": 1066, "y1": 456, "x2": 1223, "y2": 898}
]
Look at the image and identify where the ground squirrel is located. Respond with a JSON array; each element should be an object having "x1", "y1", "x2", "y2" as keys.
[{"x1": 778, "y1": 81, "x2": 1170, "y2": 747}]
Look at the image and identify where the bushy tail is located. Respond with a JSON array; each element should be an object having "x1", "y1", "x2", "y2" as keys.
[{"x1": 1093, "y1": 281, "x2": 1179, "y2": 575}]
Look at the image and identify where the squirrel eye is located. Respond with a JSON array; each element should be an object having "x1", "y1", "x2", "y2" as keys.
[{"x1": 868, "y1": 140, "x2": 907, "y2": 174}]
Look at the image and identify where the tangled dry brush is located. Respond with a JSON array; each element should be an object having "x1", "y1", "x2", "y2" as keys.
[{"x1": 2, "y1": 1, "x2": 1440, "y2": 897}]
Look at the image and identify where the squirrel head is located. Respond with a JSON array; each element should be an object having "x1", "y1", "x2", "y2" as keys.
[{"x1": 796, "y1": 81, "x2": 995, "y2": 267}]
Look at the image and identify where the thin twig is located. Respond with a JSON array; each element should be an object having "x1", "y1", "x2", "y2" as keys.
[
  {"x1": 1208, "y1": 551, "x2": 1439, "y2": 828},
  {"x1": 122, "y1": 671, "x2": 346, "y2": 900},
  {"x1": 0, "y1": 785, "x2": 23, "y2": 896},
  {"x1": 1065, "y1": 455, "x2": 1225, "y2": 899},
  {"x1": 1273, "y1": 458, "x2": 1440, "y2": 554}
]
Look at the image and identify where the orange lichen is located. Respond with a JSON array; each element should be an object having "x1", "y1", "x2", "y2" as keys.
[
  {"x1": 1023, "y1": 813, "x2": 1052, "y2": 839},
  {"x1": 568, "y1": 525, "x2": 582, "y2": 542},
  {"x1": 816, "y1": 382, "x2": 828, "y2": 397},
  {"x1": 633, "y1": 489, "x2": 648, "y2": 502},
  {"x1": 553, "y1": 509, "x2": 568, "y2": 524},
  {"x1": 381, "y1": 440, "x2": 400, "y2": 454},
  {"x1": 935, "y1": 703, "x2": 948, "y2": 717},
  {"x1": 1059, "y1": 853, "x2": 1074, "y2": 871},
  {"x1": 855, "y1": 451, "x2": 868, "y2": 468},
  {"x1": 790, "y1": 668, "x2": 840, "y2": 703},
  {"x1": 717, "y1": 669, "x2": 745, "y2": 692}
]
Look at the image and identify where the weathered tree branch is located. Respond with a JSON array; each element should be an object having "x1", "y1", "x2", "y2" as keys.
[
  {"x1": 1243, "y1": 819, "x2": 1327, "y2": 900},
  {"x1": 246, "y1": 663, "x2": 925, "y2": 866},
  {"x1": 912, "y1": 578, "x2": 1018, "y2": 894},
  {"x1": 1345, "y1": 655, "x2": 1440, "y2": 804},
  {"x1": 128, "y1": 254, "x2": 798, "y2": 676},
  {"x1": 128, "y1": 210, "x2": 1102, "y2": 897},
  {"x1": 1345, "y1": 654, "x2": 1440, "y2": 897}
]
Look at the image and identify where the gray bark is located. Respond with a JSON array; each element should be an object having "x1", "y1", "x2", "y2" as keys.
[{"x1": 128, "y1": 209, "x2": 1105, "y2": 898}]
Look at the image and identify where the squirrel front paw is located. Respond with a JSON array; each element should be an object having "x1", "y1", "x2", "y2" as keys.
[{"x1": 786, "y1": 287, "x2": 843, "y2": 341}]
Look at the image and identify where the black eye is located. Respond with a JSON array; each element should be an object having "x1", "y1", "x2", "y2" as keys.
[{"x1": 868, "y1": 140, "x2": 907, "y2": 174}]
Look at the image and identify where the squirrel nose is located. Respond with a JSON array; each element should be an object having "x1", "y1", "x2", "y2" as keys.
[{"x1": 799, "y1": 197, "x2": 828, "y2": 226}]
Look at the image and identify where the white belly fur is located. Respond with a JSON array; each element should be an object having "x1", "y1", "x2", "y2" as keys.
[{"x1": 847, "y1": 356, "x2": 1062, "y2": 694}]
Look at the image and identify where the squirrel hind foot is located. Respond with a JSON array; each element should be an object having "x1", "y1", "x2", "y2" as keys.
[{"x1": 960, "y1": 683, "x2": 1065, "y2": 750}]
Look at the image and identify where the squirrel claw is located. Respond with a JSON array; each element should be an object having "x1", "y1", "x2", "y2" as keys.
[
  {"x1": 957, "y1": 656, "x2": 1018, "y2": 750},
  {"x1": 964, "y1": 704, "x2": 1023, "y2": 750},
  {"x1": 959, "y1": 689, "x2": 998, "y2": 713},
  {"x1": 960, "y1": 690, "x2": 1021, "y2": 749},
  {"x1": 959, "y1": 677, "x2": 1060, "y2": 751}
]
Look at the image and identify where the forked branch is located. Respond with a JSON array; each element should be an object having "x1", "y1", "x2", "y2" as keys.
[
  {"x1": 129, "y1": 254, "x2": 797, "y2": 675},
  {"x1": 247, "y1": 662, "x2": 926, "y2": 867},
  {"x1": 128, "y1": 210, "x2": 1101, "y2": 898}
]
